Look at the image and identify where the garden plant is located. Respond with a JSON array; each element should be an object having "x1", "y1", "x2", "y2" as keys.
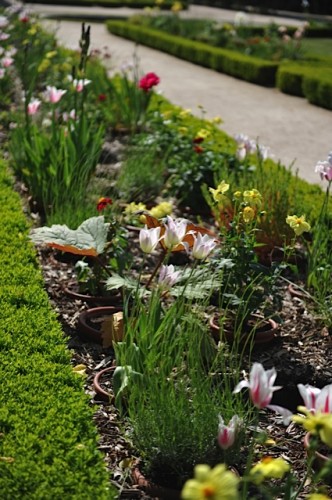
[{"x1": 0, "y1": 3, "x2": 332, "y2": 499}]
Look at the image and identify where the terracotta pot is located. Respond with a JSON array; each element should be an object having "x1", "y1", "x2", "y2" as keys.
[
  {"x1": 304, "y1": 432, "x2": 332, "y2": 479},
  {"x1": 64, "y1": 282, "x2": 122, "y2": 307},
  {"x1": 209, "y1": 313, "x2": 277, "y2": 346},
  {"x1": 77, "y1": 306, "x2": 123, "y2": 344},
  {"x1": 132, "y1": 466, "x2": 181, "y2": 500},
  {"x1": 93, "y1": 366, "x2": 116, "y2": 402},
  {"x1": 288, "y1": 283, "x2": 309, "y2": 300}
]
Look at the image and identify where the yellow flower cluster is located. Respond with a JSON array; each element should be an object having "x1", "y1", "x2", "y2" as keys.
[
  {"x1": 181, "y1": 464, "x2": 239, "y2": 500},
  {"x1": 243, "y1": 189, "x2": 262, "y2": 208},
  {"x1": 149, "y1": 201, "x2": 173, "y2": 218}
]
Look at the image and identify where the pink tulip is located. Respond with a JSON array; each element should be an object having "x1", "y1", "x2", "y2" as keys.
[
  {"x1": 27, "y1": 98, "x2": 41, "y2": 115},
  {"x1": 218, "y1": 415, "x2": 241, "y2": 450},
  {"x1": 1, "y1": 57, "x2": 14, "y2": 68},
  {"x1": 298, "y1": 383, "x2": 332, "y2": 413},
  {"x1": 44, "y1": 86, "x2": 67, "y2": 104},
  {"x1": 72, "y1": 78, "x2": 91, "y2": 92},
  {"x1": 234, "y1": 363, "x2": 281, "y2": 409},
  {"x1": 315, "y1": 153, "x2": 332, "y2": 182},
  {"x1": 234, "y1": 363, "x2": 293, "y2": 424}
]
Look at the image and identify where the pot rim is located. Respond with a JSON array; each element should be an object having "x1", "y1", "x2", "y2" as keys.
[{"x1": 93, "y1": 366, "x2": 116, "y2": 402}]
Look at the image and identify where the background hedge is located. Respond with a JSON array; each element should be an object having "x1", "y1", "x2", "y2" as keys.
[
  {"x1": 106, "y1": 20, "x2": 279, "y2": 86},
  {"x1": 0, "y1": 161, "x2": 115, "y2": 499}
]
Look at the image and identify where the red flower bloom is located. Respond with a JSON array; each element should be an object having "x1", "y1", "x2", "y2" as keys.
[
  {"x1": 194, "y1": 145, "x2": 204, "y2": 154},
  {"x1": 193, "y1": 136, "x2": 204, "y2": 144},
  {"x1": 138, "y1": 72, "x2": 160, "y2": 92},
  {"x1": 98, "y1": 94, "x2": 107, "y2": 102},
  {"x1": 97, "y1": 197, "x2": 112, "y2": 211}
]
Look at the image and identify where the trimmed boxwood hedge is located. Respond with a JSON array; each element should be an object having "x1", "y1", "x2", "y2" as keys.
[
  {"x1": 23, "y1": 0, "x2": 189, "y2": 8},
  {"x1": 106, "y1": 20, "x2": 332, "y2": 109},
  {"x1": 106, "y1": 21, "x2": 279, "y2": 86},
  {"x1": 0, "y1": 161, "x2": 115, "y2": 499},
  {"x1": 277, "y1": 62, "x2": 332, "y2": 109}
]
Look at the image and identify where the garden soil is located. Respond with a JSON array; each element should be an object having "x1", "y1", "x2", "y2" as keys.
[{"x1": 23, "y1": 2, "x2": 332, "y2": 188}]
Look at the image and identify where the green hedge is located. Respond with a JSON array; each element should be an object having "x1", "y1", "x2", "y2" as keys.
[
  {"x1": 106, "y1": 21, "x2": 279, "y2": 86},
  {"x1": 23, "y1": 0, "x2": 189, "y2": 8},
  {"x1": 277, "y1": 62, "x2": 332, "y2": 109},
  {"x1": 0, "y1": 161, "x2": 115, "y2": 499}
]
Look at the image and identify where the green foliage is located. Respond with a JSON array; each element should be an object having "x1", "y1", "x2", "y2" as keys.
[
  {"x1": 0, "y1": 161, "x2": 115, "y2": 499},
  {"x1": 106, "y1": 21, "x2": 279, "y2": 86},
  {"x1": 277, "y1": 62, "x2": 332, "y2": 109},
  {"x1": 115, "y1": 293, "x2": 249, "y2": 487},
  {"x1": 23, "y1": 0, "x2": 189, "y2": 7}
]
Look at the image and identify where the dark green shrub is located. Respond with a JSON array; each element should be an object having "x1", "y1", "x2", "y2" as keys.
[
  {"x1": 303, "y1": 74, "x2": 332, "y2": 110},
  {"x1": 106, "y1": 21, "x2": 279, "y2": 86},
  {"x1": 0, "y1": 161, "x2": 116, "y2": 499}
]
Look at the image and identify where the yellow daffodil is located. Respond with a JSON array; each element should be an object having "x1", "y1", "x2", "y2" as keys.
[
  {"x1": 178, "y1": 127, "x2": 188, "y2": 135},
  {"x1": 249, "y1": 457, "x2": 290, "y2": 485},
  {"x1": 149, "y1": 201, "x2": 173, "y2": 219},
  {"x1": 209, "y1": 180, "x2": 230, "y2": 204},
  {"x1": 293, "y1": 407, "x2": 332, "y2": 447},
  {"x1": 181, "y1": 464, "x2": 239, "y2": 500},
  {"x1": 286, "y1": 215, "x2": 311, "y2": 236},
  {"x1": 243, "y1": 189, "x2": 262, "y2": 208},
  {"x1": 233, "y1": 191, "x2": 242, "y2": 199},
  {"x1": 242, "y1": 206, "x2": 255, "y2": 223}
]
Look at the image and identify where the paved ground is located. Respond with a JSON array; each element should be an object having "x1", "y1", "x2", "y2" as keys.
[{"x1": 24, "y1": 2, "x2": 332, "y2": 187}]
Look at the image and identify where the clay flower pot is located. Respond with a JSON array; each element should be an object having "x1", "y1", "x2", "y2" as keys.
[
  {"x1": 64, "y1": 282, "x2": 122, "y2": 307},
  {"x1": 209, "y1": 313, "x2": 278, "y2": 346},
  {"x1": 77, "y1": 306, "x2": 123, "y2": 345},
  {"x1": 93, "y1": 366, "x2": 116, "y2": 402},
  {"x1": 132, "y1": 466, "x2": 181, "y2": 500}
]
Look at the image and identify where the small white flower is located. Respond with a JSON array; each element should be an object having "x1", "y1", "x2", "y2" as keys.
[
  {"x1": 163, "y1": 216, "x2": 187, "y2": 250},
  {"x1": 158, "y1": 264, "x2": 181, "y2": 288},
  {"x1": 191, "y1": 233, "x2": 217, "y2": 260},
  {"x1": 139, "y1": 226, "x2": 161, "y2": 254}
]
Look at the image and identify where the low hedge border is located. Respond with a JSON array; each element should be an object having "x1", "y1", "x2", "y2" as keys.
[
  {"x1": 23, "y1": 0, "x2": 189, "y2": 8},
  {"x1": 277, "y1": 62, "x2": 332, "y2": 109},
  {"x1": 106, "y1": 20, "x2": 279, "y2": 86},
  {"x1": 0, "y1": 161, "x2": 115, "y2": 499},
  {"x1": 106, "y1": 21, "x2": 332, "y2": 109}
]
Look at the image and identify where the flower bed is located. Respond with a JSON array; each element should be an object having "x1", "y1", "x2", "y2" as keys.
[{"x1": 1, "y1": 4, "x2": 332, "y2": 499}]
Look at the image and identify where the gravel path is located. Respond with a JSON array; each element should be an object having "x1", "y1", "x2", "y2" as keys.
[{"x1": 33, "y1": 6, "x2": 332, "y2": 187}]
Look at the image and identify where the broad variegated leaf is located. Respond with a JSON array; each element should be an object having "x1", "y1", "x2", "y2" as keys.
[{"x1": 30, "y1": 216, "x2": 110, "y2": 256}]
